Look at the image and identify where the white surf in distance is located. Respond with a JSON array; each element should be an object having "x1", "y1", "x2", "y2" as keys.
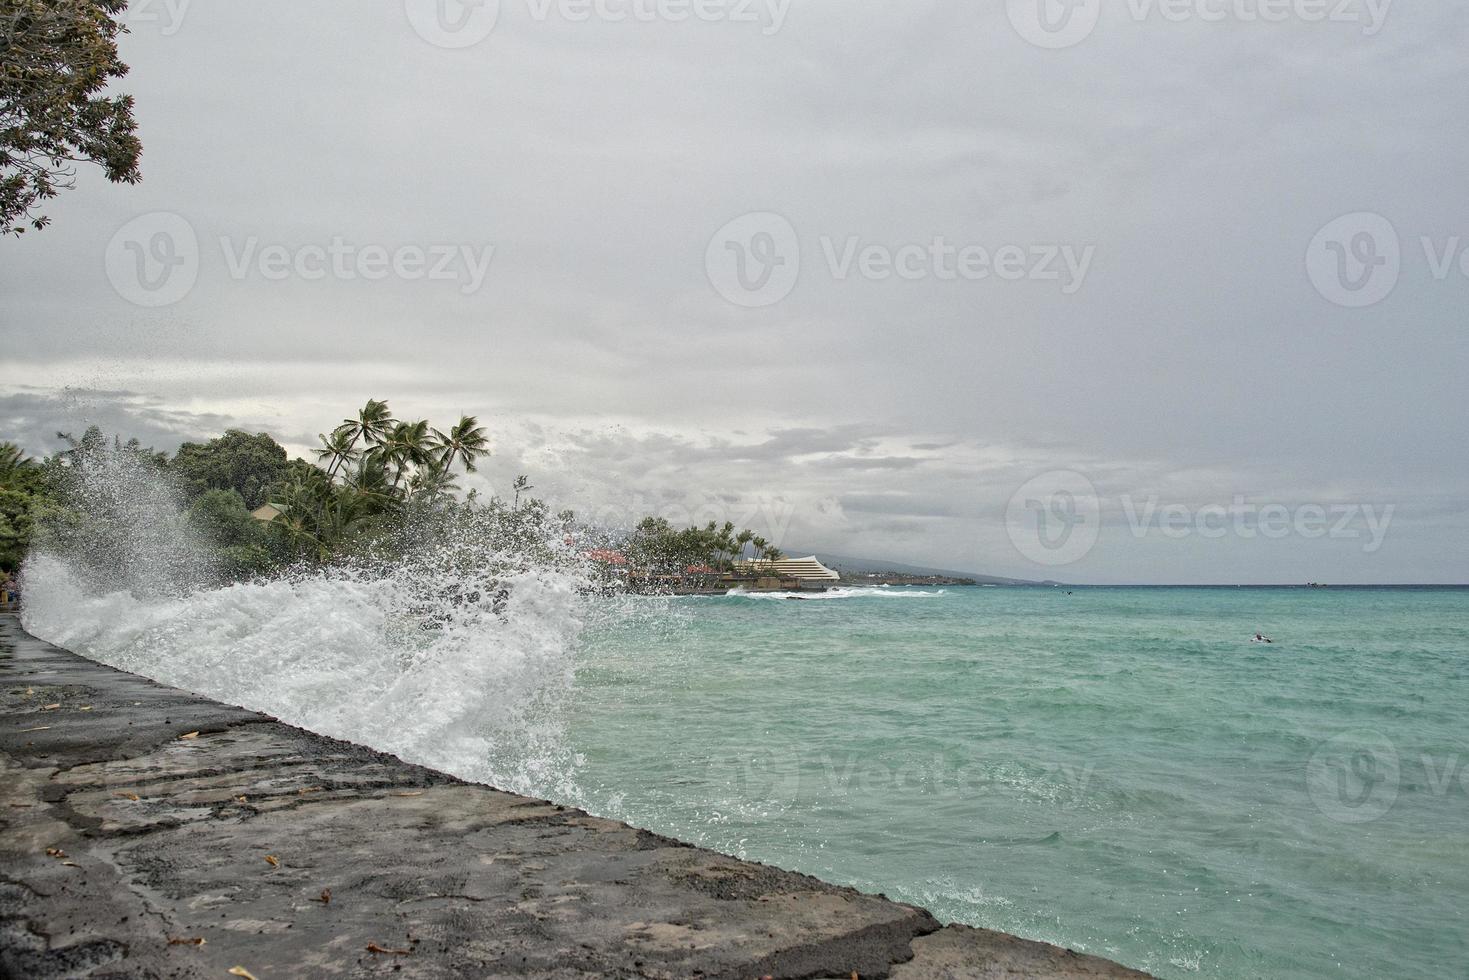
[{"x1": 721, "y1": 586, "x2": 948, "y2": 600}]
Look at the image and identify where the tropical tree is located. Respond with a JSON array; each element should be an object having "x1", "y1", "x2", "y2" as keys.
[
  {"x1": 337, "y1": 399, "x2": 396, "y2": 455},
  {"x1": 1, "y1": 0, "x2": 143, "y2": 235},
  {"x1": 407, "y1": 459, "x2": 460, "y2": 500},
  {"x1": 0, "y1": 443, "x2": 37, "y2": 488},
  {"x1": 2, "y1": 399, "x2": 522, "y2": 577},
  {"x1": 383, "y1": 420, "x2": 435, "y2": 489},
  {"x1": 262, "y1": 470, "x2": 384, "y2": 563},
  {"x1": 340, "y1": 453, "x2": 394, "y2": 504},
  {"x1": 172, "y1": 430, "x2": 289, "y2": 510},
  {"x1": 0, "y1": 487, "x2": 41, "y2": 573},
  {"x1": 721, "y1": 522, "x2": 737, "y2": 565},
  {"x1": 432, "y1": 414, "x2": 490, "y2": 474},
  {"x1": 314, "y1": 426, "x2": 359, "y2": 480},
  {"x1": 0, "y1": 442, "x2": 46, "y2": 571},
  {"x1": 512, "y1": 475, "x2": 534, "y2": 510},
  {"x1": 53, "y1": 425, "x2": 107, "y2": 461},
  {"x1": 263, "y1": 477, "x2": 326, "y2": 561},
  {"x1": 52, "y1": 427, "x2": 169, "y2": 474},
  {"x1": 185, "y1": 489, "x2": 277, "y2": 579}
]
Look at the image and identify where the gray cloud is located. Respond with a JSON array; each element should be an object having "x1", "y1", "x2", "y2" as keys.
[
  {"x1": 1, "y1": 1, "x2": 1465, "y2": 581},
  {"x1": 0, "y1": 388, "x2": 242, "y2": 456}
]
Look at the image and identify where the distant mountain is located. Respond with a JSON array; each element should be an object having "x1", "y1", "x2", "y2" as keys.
[{"x1": 798, "y1": 551, "x2": 1049, "y2": 586}]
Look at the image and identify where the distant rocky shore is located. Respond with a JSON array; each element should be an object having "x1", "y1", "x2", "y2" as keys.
[{"x1": 841, "y1": 573, "x2": 978, "y2": 587}]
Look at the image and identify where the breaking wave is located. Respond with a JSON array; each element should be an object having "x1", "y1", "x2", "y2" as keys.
[{"x1": 18, "y1": 448, "x2": 600, "y2": 798}]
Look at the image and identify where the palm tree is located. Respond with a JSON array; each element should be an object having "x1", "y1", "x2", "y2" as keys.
[
  {"x1": 432, "y1": 415, "x2": 490, "y2": 474},
  {"x1": 0, "y1": 442, "x2": 36, "y2": 489},
  {"x1": 717, "y1": 521, "x2": 737, "y2": 567},
  {"x1": 342, "y1": 454, "x2": 398, "y2": 510},
  {"x1": 314, "y1": 426, "x2": 359, "y2": 480},
  {"x1": 383, "y1": 420, "x2": 435, "y2": 488},
  {"x1": 266, "y1": 476, "x2": 330, "y2": 561},
  {"x1": 267, "y1": 469, "x2": 388, "y2": 563},
  {"x1": 752, "y1": 536, "x2": 783, "y2": 562},
  {"x1": 512, "y1": 475, "x2": 534, "y2": 509},
  {"x1": 338, "y1": 399, "x2": 396, "y2": 454},
  {"x1": 735, "y1": 529, "x2": 754, "y2": 562},
  {"x1": 53, "y1": 426, "x2": 106, "y2": 461},
  {"x1": 408, "y1": 459, "x2": 460, "y2": 499}
]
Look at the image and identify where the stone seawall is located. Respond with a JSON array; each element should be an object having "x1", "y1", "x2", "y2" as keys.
[{"x1": 0, "y1": 615, "x2": 1150, "y2": 979}]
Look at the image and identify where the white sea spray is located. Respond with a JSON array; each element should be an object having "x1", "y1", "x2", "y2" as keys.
[{"x1": 20, "y1": 444, "x2": 599, "y2": 798}]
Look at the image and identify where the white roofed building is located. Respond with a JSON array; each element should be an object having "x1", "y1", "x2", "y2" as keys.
[{"x1": 733, "y1": 556, "x2": 841, "y2": 582}]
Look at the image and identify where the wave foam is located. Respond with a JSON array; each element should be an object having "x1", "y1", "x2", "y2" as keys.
[
  {"x1": 21, "y1": 551, "x2": 591, "y2": 798},
  {"x1": 722, "y1": 586, "x2": 948, "y2": 601}
]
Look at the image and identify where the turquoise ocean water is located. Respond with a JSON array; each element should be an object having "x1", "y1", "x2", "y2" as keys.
[{"x1": 563, "y1": 586, "x2": 1469, "y2": 978}]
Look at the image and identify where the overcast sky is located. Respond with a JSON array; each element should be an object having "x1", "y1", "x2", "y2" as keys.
[{"x1": 2, "y1": 0, "x2": 1466, "y2": 583}]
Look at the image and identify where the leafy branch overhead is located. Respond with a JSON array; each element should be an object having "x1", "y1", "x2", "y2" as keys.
[{"x1": 1, "y1": 0, "x2": 142, "y2": 235}]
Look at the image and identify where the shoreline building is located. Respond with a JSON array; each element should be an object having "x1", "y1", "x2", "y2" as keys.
[{"x1": 733, "y1": 556, "x2": 841, "y2": 583}]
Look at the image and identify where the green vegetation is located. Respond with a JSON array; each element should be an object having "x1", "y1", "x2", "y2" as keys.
[
  {"x1": 623, "y1": 517, "x2": 784, "y2": 575},
  {"x1": 1, "y1": 399, "x2": 791, "y2": 596},
  {"x1": 1, "y1": 0, "x2": 143, "y2": 235},
  {"x1": 0, "y1": 441, "x2": 48, "y2": 572},
  {"x1": 173, "y1": 430, "x2": 289, "y2": 510},
  {"x1": 0, "y1": 401, "x2": 498, "y2": 580}
]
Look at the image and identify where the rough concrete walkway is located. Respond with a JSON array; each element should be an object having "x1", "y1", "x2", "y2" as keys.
[{"x1": 0, "y1": 615, "x2": 1150, "y2": 979}]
